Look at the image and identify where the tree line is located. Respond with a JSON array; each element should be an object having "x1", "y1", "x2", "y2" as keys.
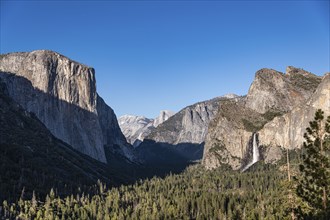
[{"x1": 0, "y1": 109, "x2": 329, "y2": 219}]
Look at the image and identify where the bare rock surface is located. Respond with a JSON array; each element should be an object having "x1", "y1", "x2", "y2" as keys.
[
  {"x1": 133, "y1": 95, "x2": 240, "y2": 164},
  {"x1": 147, "y1": 96, "x2": 240, "y2": 145},
  {"x1": 258, "y1": 73, "x2": 330, "y2": 150},
  {"x1": 203, "y1": 67, "x2": 324, "y2": 170},
  {"x1": 0, "y1": 50, "x2": 133, "y2": 163},
  {"x1": 245, "y1": 67, "x2": 321, "y2": 114}
]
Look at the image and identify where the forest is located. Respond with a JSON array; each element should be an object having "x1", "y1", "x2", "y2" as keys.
[
  {"x1": 0, "y1": 162, "x2": 290, "y2": 219},
  {"x1": 0, "y1": 110, "x2": 329, "y2": 219}
]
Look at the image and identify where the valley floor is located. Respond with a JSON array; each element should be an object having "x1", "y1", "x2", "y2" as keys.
[{"x1": 1, "y1": 161, "x2": 295, "y2": 219}]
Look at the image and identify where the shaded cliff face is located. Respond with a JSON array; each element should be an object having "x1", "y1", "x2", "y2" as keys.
[
  {"x1": 118, "y1": 110, "x2": 174, "y2": 148},
  {"x1": 0, "y1": 80, "x2": 132, "y2": 201},
  {"x1": 0, "y1": 50, "x2": 132, "y2": 163},
  {"x1": 203, "y1": 67, "x2": 323, "y2": 170}
]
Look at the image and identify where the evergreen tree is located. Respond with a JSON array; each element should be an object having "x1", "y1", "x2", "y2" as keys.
[
  {"x1": 30, "y1": 191, "x2": 37, "y2": 218},
  {"x1": 297, "y1": 109, "x2": 330, "y2": 218}
]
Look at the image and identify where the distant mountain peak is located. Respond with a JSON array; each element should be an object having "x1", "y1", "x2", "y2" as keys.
[
  {"x1": 153, "y1": 110, "x2": 175, "y2": 127},
  {"x1": 119, "y1": 110, "x2": 175, "y2": 147},
  {"x1": 286, "y1": 66, "x2": 318, "y2": 78},
  {"x1": 222, "y1": 93, "x2": 239, "y2": 99}
]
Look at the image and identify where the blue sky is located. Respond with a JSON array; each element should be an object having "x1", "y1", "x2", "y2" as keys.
[{"x1": 1, "y1": 0, "x2": 329, "y2": 118}]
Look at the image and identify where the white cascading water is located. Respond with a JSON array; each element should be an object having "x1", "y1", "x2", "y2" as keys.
[
  {"x1": 252, "y1": 133, "x2": 259, "y2": 163},
  {"x1": 242, "y1": 133, "x2": 260, "y2": 172}
]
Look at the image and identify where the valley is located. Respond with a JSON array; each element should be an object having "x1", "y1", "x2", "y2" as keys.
[{"x1": 0, "y1": 50, "x2": 329, "y2": 219}]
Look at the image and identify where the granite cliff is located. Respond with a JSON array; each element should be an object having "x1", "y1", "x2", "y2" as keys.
[
  {"x1": 147, "y1": 97, "x2": 238, "y2": 145},
  {"x1": 1, "y1": 51, "x2": 326, "y2": 173},
  {"x1": 0, "y1": 50, "x2": 134, "y2": 163},
  {"x1": 137, "y1": 95, "x2": 240, "y2": 164},
  {"x1": 245, "y1": 66, "x2": 321, "y2": 114},
  {"x1": 203, "y1": 67, "x2": 324, "y2": 170},
  {"x1": 259, "y1": 72, "x2": 330, "y2": 163},
  {"x1": 0, "y1": 79, "x2": 133, "y2": 201}
]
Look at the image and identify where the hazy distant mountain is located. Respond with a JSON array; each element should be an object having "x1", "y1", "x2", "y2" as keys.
[
  {"x1": 222, "y1": 93, "x2": 239, "y2": 99},
  {"x1": 119, "y1": 110, "x2": 174, "y2": 147},
  {"x1": 0, "y1": 50, "x2": 135, "y2": 163}
]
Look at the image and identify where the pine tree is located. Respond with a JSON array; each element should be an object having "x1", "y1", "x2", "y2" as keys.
[
  {"x1": 30, "y1": 191, "x2": 37, "y2": 216},
  {"x1": 285, "y1": 148, "x2": 296, "y2": 220},
  {"x1": 297, "y1": 109, "x2": 330, "y2": 218}
]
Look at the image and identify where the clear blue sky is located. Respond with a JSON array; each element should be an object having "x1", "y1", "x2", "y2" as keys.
[{"x1": 1, "y1": 0, "x2": 329, "y2": 118}]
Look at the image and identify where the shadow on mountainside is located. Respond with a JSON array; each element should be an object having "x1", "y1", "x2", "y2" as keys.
[
  {"x1": 134, "y1": 139, "x2": 204, "y2": 178},
  {"x1": 0, "y1": 77, "x2": 136, "y2": 202},
  {"x1": 0, "y1": 72, "x2": 201, "y2": 201},
  {"x1": 0, "y1": 71, "x2": 128, "y2": 164}
]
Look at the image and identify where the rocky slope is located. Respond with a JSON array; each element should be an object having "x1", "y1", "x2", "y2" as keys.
[
  {"x1": 148, "y1": 97, "x2": 231, "y2": 145},
  {"x1": 137, "y1": 95, "x2": 241, "y2": 164},
  {"x1": 0, "y1": 50, "x2": 133, "y2": 163},
  {"x1": 0, "y1": 79, "x2": 132, "y2": 201},
  {"x1": 245, "y1": 66, "x2": 321, "y2": 114},
  {"x1": 118, "y1": 110, "x2": 174, "y2": 147},
  {"x1": 203, "y1": 67, "x2": 323, "y2": 170}
]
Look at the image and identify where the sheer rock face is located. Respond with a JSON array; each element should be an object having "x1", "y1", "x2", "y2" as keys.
[
  {"x1": 258, "y1": 73, "x2": 330, "y2": 155},
  {"x1": 136, "y1": 96, "x2": 240, "y2": 164},
  {"x1": 147, "y1": 98, "x2": 226, "y2": 145},
  {"x1": 203, "y1": 67, "x2": 324, "y2": 170},
  {"x1": 118, "y1": 110, "x2": 174, "y2": 148},
  {"x1": 202, "y1": 100, "x2": 259, "y2": 170},
  {"x1": 245, "y1": 67, "x2": 321, "y2": 114},
  {"x1": 0, "y1": 50, "x2": 132, "y2": 163}
]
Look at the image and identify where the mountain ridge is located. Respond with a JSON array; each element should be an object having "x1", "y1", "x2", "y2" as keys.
[{"x1": 1, "y1": 49, "x2": 327, "y2": 173}]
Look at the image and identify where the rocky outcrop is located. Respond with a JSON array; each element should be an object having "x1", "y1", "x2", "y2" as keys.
[
  {"x1": 118, "y1": 110, "x2": 174, "y2": 148},
  {"x1": 202, "y1": 99, "x2": 269, "y2": 170},
  {"x1": 0, "y1": 50, "x2": 133, "y2": 163},
  {"x1": 258, "y1": 73, "x2": 330, "y2": 158},
  {"x1": 137, "y1": 95, "x2": 241, "y2": 164},
  {"x1": 148, "y1": 98, "x2": 225, "y2": 145},
  {"x1": 203, "y1": 67, "x2": 324, "y2": 170},
  {"x1": 245, "y1": 67, "x2": 321, "y2": 114}
]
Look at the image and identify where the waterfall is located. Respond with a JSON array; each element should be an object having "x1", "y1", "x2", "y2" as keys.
[
  {"x1": 252, "y1": 133, "x2": 259, "y2": 163},
  {"x1": 241, "y1": 133, "x2": 260, "y2": 172}
]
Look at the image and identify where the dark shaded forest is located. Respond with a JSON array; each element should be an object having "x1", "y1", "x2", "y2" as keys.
[{"x1": 0, "y1": 157, "x2": 299, "y2": 219}]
